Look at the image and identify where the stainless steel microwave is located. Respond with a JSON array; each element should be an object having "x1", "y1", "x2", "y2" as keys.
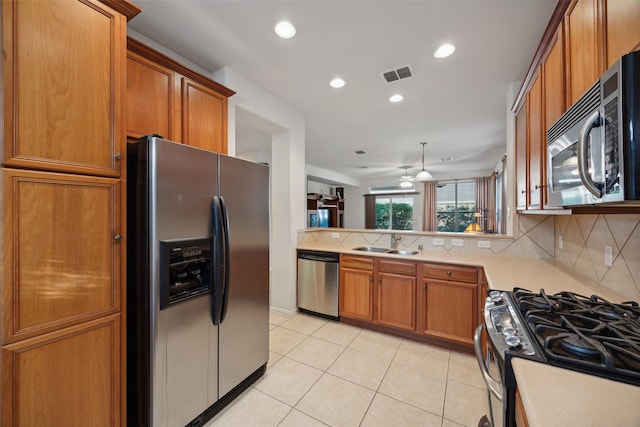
[{"x1": 546, "y1": 50, "x2": 640, "y2": 207}]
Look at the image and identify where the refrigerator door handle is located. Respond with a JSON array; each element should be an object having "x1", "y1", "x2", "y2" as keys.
[
  {"x1": 219, "y1": 196, "x2": 231, "y2": 323},
  {"x1": 211, "y1": 196, "x2": 225, "y2": 325}
]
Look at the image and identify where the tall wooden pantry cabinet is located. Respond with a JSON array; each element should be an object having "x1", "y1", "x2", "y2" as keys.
[{"x1": 1, "y1": 0, "x2": 140, "y2": 425}]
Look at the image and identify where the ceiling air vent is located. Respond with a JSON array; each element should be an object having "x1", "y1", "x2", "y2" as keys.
[{"x1": 382, "y1": 65, "x2": 413, "y2": 83}]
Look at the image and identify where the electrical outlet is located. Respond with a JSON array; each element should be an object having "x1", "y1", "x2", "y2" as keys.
[
  {"x1": 559, "y1": 235, "x2": 563, "y2": 250},
  {"x1": 432, "y1": 238, "x2": 444, "y2": 246},
  {"x1": 451, "y1": 238, "x2": 464, "y2": 247},
  {"x1": 331, "y1": 232, "x2": 340, "y2": 239},
  {"x1": 477, "y1": 240, "x2": 491, "y2": 249},
  {"x1": 604, "y1": 245, "x2": 613, "y2": 267}
]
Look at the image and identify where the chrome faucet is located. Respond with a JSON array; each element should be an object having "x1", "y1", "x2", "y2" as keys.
[{"x1": 391, "y1": 234, "x2": 402, "y2": 249}]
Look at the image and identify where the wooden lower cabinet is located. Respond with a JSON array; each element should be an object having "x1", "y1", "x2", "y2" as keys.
[
  {"x1": 418, "y1": 278, "x2": 478, "y2": 345},
  {"x1": 374, "y1": 259, "x2": 416, "y2": 331},
  {"x1": 339, "y1": 255, "x2": 480, "y2": 350},
  {"x1": 1, "y1": 316, "x2": 121, "y2": 427},
  {"x1": 1, "y1": 169, "x2": 123, "y2": 426},
  {"x1": 339, "y1": 255, "x2": 374, "y2": 321},
  {"x1": 515, "y1": 388, "x2": 530, "y2": 427},
  {"x1": 418, "y1": 262, "x2": 479, "y2": 345}
]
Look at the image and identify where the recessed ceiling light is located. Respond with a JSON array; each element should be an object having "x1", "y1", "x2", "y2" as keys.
[
  {"x1": 330, "y1": 78, "x2": 345, "y2": 88},
  {"x1": 389, "y1": 94, "x2": 404, "y2": 103},
  {"x1": 434, "y1": 43, "x2": 455, "y2": 59},
  {"x1": 275, "y1": 21, "x2": 296, "y2": 38}
]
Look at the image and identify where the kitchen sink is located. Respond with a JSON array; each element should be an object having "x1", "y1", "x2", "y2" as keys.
[
  {"x1": 352, "y1": 247, "x2": 419, "y2": 255},
  {"x1": 385, "y1": 249, "x2": 419, "y2": 255},
  {"x1": 352, "y1": 246, "x2": 389, "y2": 253}
]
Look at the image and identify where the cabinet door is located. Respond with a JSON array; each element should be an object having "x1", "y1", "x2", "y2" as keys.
[
  {"x1": 515, "y1": 105, "x2": 527, "y2": 210},
  {"x1": 126, "y1": 51, "x2": 178, "y2": 140},
  {"x1": 606, "y1": 0, "x2": 640, "y2": 67},
  {"x1": 565, "y1": 0, "x2": 603, "y2": 105},
  {"x1": 542, "y1": 29, "x2": 566, "y2": 208},
  {"x1": 527, "y1": 73, "x2": 543, "y2": 210},
  {"x1": 1, "y1": 316, "x2": 121, "y2": 427},
  {"x1": 2, "y1": 169, "x2": 121, "y2": 344},
  {"x1": 181, "y1": 77, "x2": 228, "y2": 154},
  {"x1": 339, "y1": 268, "x2": 373, "y2": 321},
  {"x1": 375, "y1": 272, "x2": 416, "y2": 331},
  {"x1": 2, "y1": 0, "x2": 125, "y2": 176},
  {"x1": 419, "y1": 279, "x2": 478, "y2": 345}
]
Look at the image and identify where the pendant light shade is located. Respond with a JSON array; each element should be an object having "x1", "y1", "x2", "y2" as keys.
[{"x1": 415, "y1": 142, "x2": 433, "y2": 181}]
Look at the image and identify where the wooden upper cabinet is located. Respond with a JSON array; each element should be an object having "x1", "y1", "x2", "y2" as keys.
[
  {"x1": 2, "y1": 169, "x2": 121, "y2": 344},
  {"x1": 605, "y1": 0, "x2": 640, "y2": 67},
  {"x1": 527, "y1": 74, "x2": 542, "y2": 210},
  {"x1": 182, "y1": 78, "x2": 228, "y2": 153},
  {"x1": 542, "y1": 28, "x2": 566, "y2": 208},
  {"x1": 2, "y1": 0, "x2": 126, "y2": 176},
  {"x1": 126, "y1": 51, "x2": 178, "y2": 141},
  {"x1": 565, "y1": 0, "x2": 604, "y2": 105},
  {"x1": 126, "y1": 38, "x2": 235, "y2": 154},
  {"x1": 515, "y1": 105, "x2": 527, "y2": 210}
]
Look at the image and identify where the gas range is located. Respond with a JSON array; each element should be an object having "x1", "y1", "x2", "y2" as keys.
[{"x1": 484, "y1": 288, "x2": 640, "y2": 386}]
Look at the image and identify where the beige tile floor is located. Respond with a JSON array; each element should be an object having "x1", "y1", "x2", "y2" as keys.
[{"x1": 206, "y1": 311, "x2": 488, "y2": 427}]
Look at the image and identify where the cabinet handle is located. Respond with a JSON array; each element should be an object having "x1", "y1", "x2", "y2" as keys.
[
  {"x1": 114, "y1": 234, "x2": 122, "y2": 242},
  {"x1": 114, "y1": 152, "x2": 123, "y2": 160},
  {"x1": 521, "y1": 190, "x2": 526, "y2": 194},
  {"x1": 535, "y1": 184, "x2": 545, "y2": 189}
]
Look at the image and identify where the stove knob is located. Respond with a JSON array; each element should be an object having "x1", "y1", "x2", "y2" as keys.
[
  {"x1": 505, "y1": 335, "x2": 522, "y2": 349},
  {"x1": 502, "y1": 326, "x2": 516, "y2": 336},
  {"x1": 489, "y1": 291, "x2": 503, "y2": 304}
]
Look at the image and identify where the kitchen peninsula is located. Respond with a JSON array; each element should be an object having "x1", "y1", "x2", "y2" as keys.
[{"x1": 297, "y1": 227, "x2": 639, "y2": 427}]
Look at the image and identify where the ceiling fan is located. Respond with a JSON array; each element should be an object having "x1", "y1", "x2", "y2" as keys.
[{"x1": 393, "y1": 166, "x2": 416, "y2": 188}]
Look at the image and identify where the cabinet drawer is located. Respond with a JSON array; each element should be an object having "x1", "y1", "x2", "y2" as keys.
[
  {"x1": 377, "y1": 258, "x2": 417, "y2": 276},
  {"x1": 341, "y1": 255, "x2": 373, "y2": 271},
  {"x1": 422, "y1": 263, "x2": 477, "y2": 283}
]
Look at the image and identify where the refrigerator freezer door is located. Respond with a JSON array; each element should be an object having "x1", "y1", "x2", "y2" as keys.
[
  {"x1": 218, "y1": 155, "x2": 270, "y2": 397},
  {"x1": 148, "y1": 138, "x2": 220, "y2": 425}
]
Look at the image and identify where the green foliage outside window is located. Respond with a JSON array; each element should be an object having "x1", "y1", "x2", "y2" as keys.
[
  {"x1": 436, "y1": 205, "x2": 475, "y2": 232},
  {"x1": 376, "y1": 202, "x2": 413, "y2": 230}
]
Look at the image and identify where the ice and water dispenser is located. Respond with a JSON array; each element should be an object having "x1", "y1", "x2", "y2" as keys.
[{"x1": 159, "y1": 237, "x2": 212, "y2": 309}]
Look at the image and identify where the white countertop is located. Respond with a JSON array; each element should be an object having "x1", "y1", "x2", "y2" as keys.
[
  {"x1": 297, "y1": 242, "x2": 640, "y2": 426},
  {"x1": 512, "y1": 358, "x2": 640, "y2": 427},
  {"x1": 298, "y1": 242, "x2": 628, "y2": 302}
]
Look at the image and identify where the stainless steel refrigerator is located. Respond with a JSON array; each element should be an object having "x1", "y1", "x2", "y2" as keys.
[{"x1": 127, "y1": 136, "x2": 269, "y2": 427}]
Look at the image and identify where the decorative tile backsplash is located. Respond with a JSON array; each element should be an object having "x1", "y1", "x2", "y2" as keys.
[
  {"x1": 555, "y1": 213, "x2": 640, "y2": 301},
  {"x1": 299, "y1": 212, "x2": 640, "y2": 301}
]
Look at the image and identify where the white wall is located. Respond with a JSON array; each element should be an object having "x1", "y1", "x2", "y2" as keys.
[{"x1": 212, "y1": 67, "x2": 306, "y2": 315}]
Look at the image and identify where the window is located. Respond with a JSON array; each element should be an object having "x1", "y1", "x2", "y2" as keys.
[
  {"x1": 364, "y1": 192, "x2": 417, "y2": 230},
  {"x1": 436, "y1": 181, "x2": 476, "y2": 232},
  {"x1": 375, "y1": 196, "x2": 414, "y2": 230}
]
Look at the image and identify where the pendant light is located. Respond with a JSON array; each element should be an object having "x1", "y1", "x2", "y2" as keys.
[{"x1": 415, "y1": 142, "x2": 433, "y2": 181}]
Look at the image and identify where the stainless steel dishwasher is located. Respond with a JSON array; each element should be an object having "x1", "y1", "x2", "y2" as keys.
[{"x1": 297, "y1": 250, "x2": 340, "y2": 319}]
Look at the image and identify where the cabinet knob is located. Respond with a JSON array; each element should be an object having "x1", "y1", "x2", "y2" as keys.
[
  {"x1": 447, "y1": 270, "x2": 452, "y2": 276},
  {"x1": 377, "y1": 278, "x2": 381, "y2": 284},
  {"x1": 422, "y1": 284, "x2": 426, "y2": 290},
  {"x1": 114, "y1": 234, "x2": 122, "y2": 242},
  {"x1": 114, "y1": 152, "x2": 123, "y2": 160},
  {"x1": 521, "y1": 190, "x2": 526, "y2": 194}
]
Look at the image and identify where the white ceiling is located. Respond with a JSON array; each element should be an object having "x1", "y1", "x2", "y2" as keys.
[{"x1": 128, "y1": 0, "x2": 557, "y2": 183}]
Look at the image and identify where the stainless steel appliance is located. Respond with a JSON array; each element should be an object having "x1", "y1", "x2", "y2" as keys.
[
  {"x1": 297, "y1": 250, "x2": 340, "y2": 319},
  {"x1": 475, "y1": 288, "x2": 640, "y2": 427},
  {"x1": 127, "y1": 136, "x2": 270, "y2": 427},
  {"x1": 547, "y1": 50, "x2": 640, "y2": 207}
]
